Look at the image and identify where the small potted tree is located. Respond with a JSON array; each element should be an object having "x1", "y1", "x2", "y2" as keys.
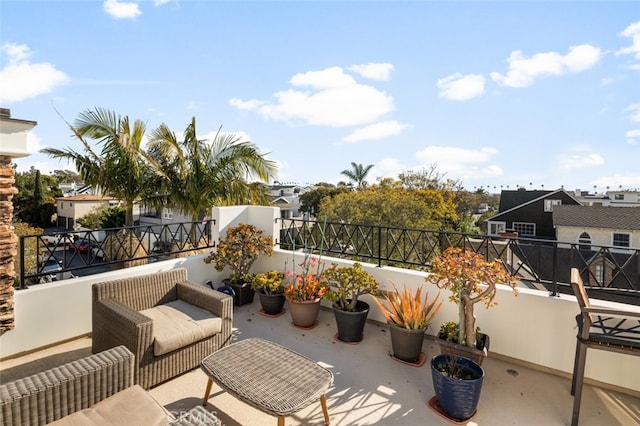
[
  {"x1": 425, "y1": 247, "x2": 518, "y2": 422},
  {"x1": 322, "y1": 262, "x2": 379, "y2": 343},
  {"x1": 372, "y1": 283, "x2": 442, "y2": 364},
  {"x1": 204, "y1": 223, "x2": 273, "y2": 305},
  {"x1": 251, "y1": 270, "x2": 285, "y2": 316},
  {"x1": 426, "y1": 246, "x2": 519, "y2": 364}
]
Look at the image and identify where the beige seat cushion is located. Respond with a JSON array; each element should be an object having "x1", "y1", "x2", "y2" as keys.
[
  {"x1": 141, "y1": 300, "x2": 222, "y2": 356},
  {"x1": 50, "y1": 385, "x2": 169, "y2": 425}
]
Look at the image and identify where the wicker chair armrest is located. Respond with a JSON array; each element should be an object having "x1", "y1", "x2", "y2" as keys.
[
  {"x1": 176, "y1": 280, "x2": 233, "y2": 319},
  {"x1": 93, "y1": 298, "x2": 154, "y2": 356},
  {"x1": 0, "y1": 346, "x2": 134, "y2": 425}
]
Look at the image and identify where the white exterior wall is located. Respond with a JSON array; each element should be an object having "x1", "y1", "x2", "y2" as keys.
[
  {"x1": 2, "y1": 206, "x2": 639, "y2": 394},
  {"x1": 557, "y1": 225, "x2": 640, "y2": 249}
]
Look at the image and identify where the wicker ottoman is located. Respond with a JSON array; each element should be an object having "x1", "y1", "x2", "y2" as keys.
[{"x1": 201, "y1": 338, "x2": 333, "y2": 425}]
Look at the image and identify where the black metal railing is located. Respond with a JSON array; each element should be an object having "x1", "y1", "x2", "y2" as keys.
[
  {"x1": 19, "y1": 220, "x2": 214, "y2": 288},
  {"x1": 277, "y1": 218, "x2": 640, "y2": 305}
]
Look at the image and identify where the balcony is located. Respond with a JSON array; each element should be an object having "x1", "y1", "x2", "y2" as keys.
[{"x1": 1, "y1": 206, "x2": 639, "y2": 425}]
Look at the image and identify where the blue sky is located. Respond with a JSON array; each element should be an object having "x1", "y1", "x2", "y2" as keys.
[{"x1": 2, "y1": 1, "x2": 639, "y2": 193}]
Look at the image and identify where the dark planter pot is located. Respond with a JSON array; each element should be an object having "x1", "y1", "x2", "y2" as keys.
[
  {"x1": 288, "y1": 298, "x2": 321, "y2": 328},
  {"x1": 388, "y1": 322, "x2": 427, "y2": 363},
  {"x1": 333, "y1": 300, "x2": 370, "y2": 343},
  {"x1": 223, "y1": 279, "x2": 255, "y2": 306},
  {"x1": 431, "y1": 354, "x2": 485, "y2": 421},
  {"x1": 437, "y1": 333, "x2": 490, "y2": 365},
  {"x1": 258, "y1": 291, "x2": 286, "y2": 315}
]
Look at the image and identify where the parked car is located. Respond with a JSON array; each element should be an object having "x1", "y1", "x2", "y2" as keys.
[
  {"x1": 40, "y1": 257, "x2": 62, "y2": 282},
  {"x1": 44, "y1": 234, "x2": 73, "y2": 246},
  {"x1": 91, "y1": 246, "x2": 108, "y2": 261},
  {"x1": 69, "y1": 241, "x2": 93, "y2": 254}
]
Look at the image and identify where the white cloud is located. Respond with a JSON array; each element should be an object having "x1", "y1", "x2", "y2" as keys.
[
  {"x1": 625, "y1": 129, "x2": 640, "y2": 145},
  {"x1": 411, "y1": 146, "x2": 503, "y2": 181},
  {"x1": 592, "y1": 173, "x2": 640, "y2": 189},
  {"x1": 437, "y1": 73, "x2": 486, "y2": 100},
  {"x1": 490, "y1": 44, "x2": 602, "y2": 88},
  {"x1": 103, "y1": 0, "x2": 141, "y2": 19},
  {"x1": 154, "y1": 0, "x2": 173, "y2": 5},
  {"x1": 228, "y1": 98, "x2": 267, "y2": 110},
  {"x1": 348, "y1": 63, "x2": 394, "y2": 81},
  {"x1": 0, "y1": 43, "x2": 69, "y2": 103},
  {"x1": 344, "y1": 120, "x2": 408, "y2": 143},
  {"x1": 616, "y1": 21, "x2": 640, "y2": 60},
  {"x1": 626, "y1": 103, "x2": 640, "y2": 122},
  {"x1": 26, "y1": 131, "x2": 46, "y2": 154},
  {"x1": 230, "y1": 66, "x2": 394, "y2": 127},
  {"x1": 558, "y1": 153, "x2": 605, "y2": 170}
]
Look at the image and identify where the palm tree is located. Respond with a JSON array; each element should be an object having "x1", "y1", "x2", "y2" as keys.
[
  {"x1": 145, "y1": 118, "x2": 277, "y2": 237},
  {"x1": 41, "y1": 108, "x2": 148, "y2": 227},
  {"x1": 341, "y1": 162, "x2": 374, "y2": 190}
]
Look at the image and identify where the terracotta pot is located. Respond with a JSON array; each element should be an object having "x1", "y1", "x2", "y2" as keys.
[{"x1": 288, "y1": 298, "x2": 321, "y2": 327}]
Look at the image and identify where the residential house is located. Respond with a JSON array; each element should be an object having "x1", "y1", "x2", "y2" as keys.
[
  {"x1": 266, "y1": 183, "x2": 309, "y2": 219},
  {"x1": 55, "y1": 194, "x2": 118, "y2": 230},
  {"x1": 572, "y1": 188, "x2": 640, "y2": 207},
  {"x1": 553, "y1": 205, "x2": 640, "y2": 288},
  {"x1": 486, "y1": 188, "x2": 581, "y2": 238}
]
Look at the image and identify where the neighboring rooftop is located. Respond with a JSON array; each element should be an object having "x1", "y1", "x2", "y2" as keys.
[{"x1": 553, "y1": 205, "x2": 640, "y2": 230}]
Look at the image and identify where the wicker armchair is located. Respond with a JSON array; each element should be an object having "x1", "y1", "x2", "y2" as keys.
[
  {"x1": 92, "y1": 268, "x2": 233, "y2": 389},
  {"x1": 0, "y1": 346, "x2": 221, "y2": 426}
]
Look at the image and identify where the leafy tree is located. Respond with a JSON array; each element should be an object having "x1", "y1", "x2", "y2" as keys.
[
  {"x1": 146, "y1": 119, "x2": 276, "y2": 238},
  {"x1": 318, "y1": 180, "x2": 458, "y2": 231},
  {"x1": 299, "y1": 184, "x2": 349, "y2": 216},
  {"x1": 41, "y1": 107, "x2": 149, "y2": 226},
  {"x1": 398, "y1": 164, "x2": 462, "y2": 191},
  {"x1": 99, "y1": 205, "x2": 125, "y2": 228},
  {"x1": 52, "y1": 169, "x2": 83, "y2": 184},
  {"x1": 12, "y1": 222, "x2": 43, "y2": 287},
  {"x1": 341, "y1": 162, "x2": 373, "y2": 190},
  {"x1": 76, "y1": 206, "x2": 104, "y2": 229},
  {"x1": 13, "y1": 167, "x2": 60, "y2": 226}
]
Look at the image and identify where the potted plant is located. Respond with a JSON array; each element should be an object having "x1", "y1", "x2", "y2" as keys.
[
  {"x1": 372, "y1": 282, "x2": 442, "y2": 364},
  {"x1": 430, "y1": 353, "x2": 485, "y2": 422},
  {"x1": 426, "y1": 246, "x2": 518, "y2": 364},
  {"x1": 283, "y1": 254, "x2": 328, "y2": 328},
  {"x1": 252, "y1": 270, "x2": 286, "y2": 316},
  {"x1": 204, "y1": 223, "x2": 273, "y2": 306},
  {"x1": 322, "y1": 262, "x2": 379, "y2": 343}
]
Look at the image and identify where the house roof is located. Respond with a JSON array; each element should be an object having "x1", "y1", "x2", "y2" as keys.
[
  {"x1": 490, "y1": 189, "x2": 580, "y2": 220},
  {"x1": 56, "y1": 194, "x2": 115, "y2": 202},
  {"x1": 498, "y1": 190, "x2": 552, "y2": 212},
  {"x1": 553, "y1": 205, "x2": 640, "y2": 231}
]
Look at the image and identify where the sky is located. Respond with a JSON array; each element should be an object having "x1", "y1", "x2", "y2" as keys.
[{"x1": 1, "y1": 1, "x2": 639, "y2": 193}]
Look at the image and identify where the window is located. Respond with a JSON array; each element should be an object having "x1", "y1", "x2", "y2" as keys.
[
  {"x1": 544, "y1": 199, "x2": 561, "y2": 212},
  {"x1": 513, "y1": 222, "x2": 535, "y2": 236},
  {"x1": 614, "y1": 194, "x2": 624, "y2": 200},
  {"x1": 162, "y1": 208, "x2": 173, "y2": 220},
  {"x1": 488, "y1": 221, "x2": 506, "y2": 235},
  {"x1": 594, "y1": 263, "x2": 604, "y2": 285},
  {"x1": 578, "y1": 232, "x2": 592, "y2": 251},
  {"x1": 612, "y1": 233, "x2": 630, "y2": 248}
]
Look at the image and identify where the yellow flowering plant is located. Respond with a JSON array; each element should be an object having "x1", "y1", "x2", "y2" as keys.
[{"x1": 251, "y1": 270, "x2": 285, "y2": 295}]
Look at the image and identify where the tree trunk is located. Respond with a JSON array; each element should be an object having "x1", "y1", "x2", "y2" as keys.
[{"x1": 462, "y1": 294, "x2": 476, "y2": 347}]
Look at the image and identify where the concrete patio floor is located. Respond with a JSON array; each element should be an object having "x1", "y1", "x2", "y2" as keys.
[{"x1": 2, "y1": 302, "x2": 639, "y2": 426}]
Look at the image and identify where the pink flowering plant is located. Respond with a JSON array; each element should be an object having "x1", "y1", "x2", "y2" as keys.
[{"x1": 283, "y1": 254, "x2": 329, "y2": 302}]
